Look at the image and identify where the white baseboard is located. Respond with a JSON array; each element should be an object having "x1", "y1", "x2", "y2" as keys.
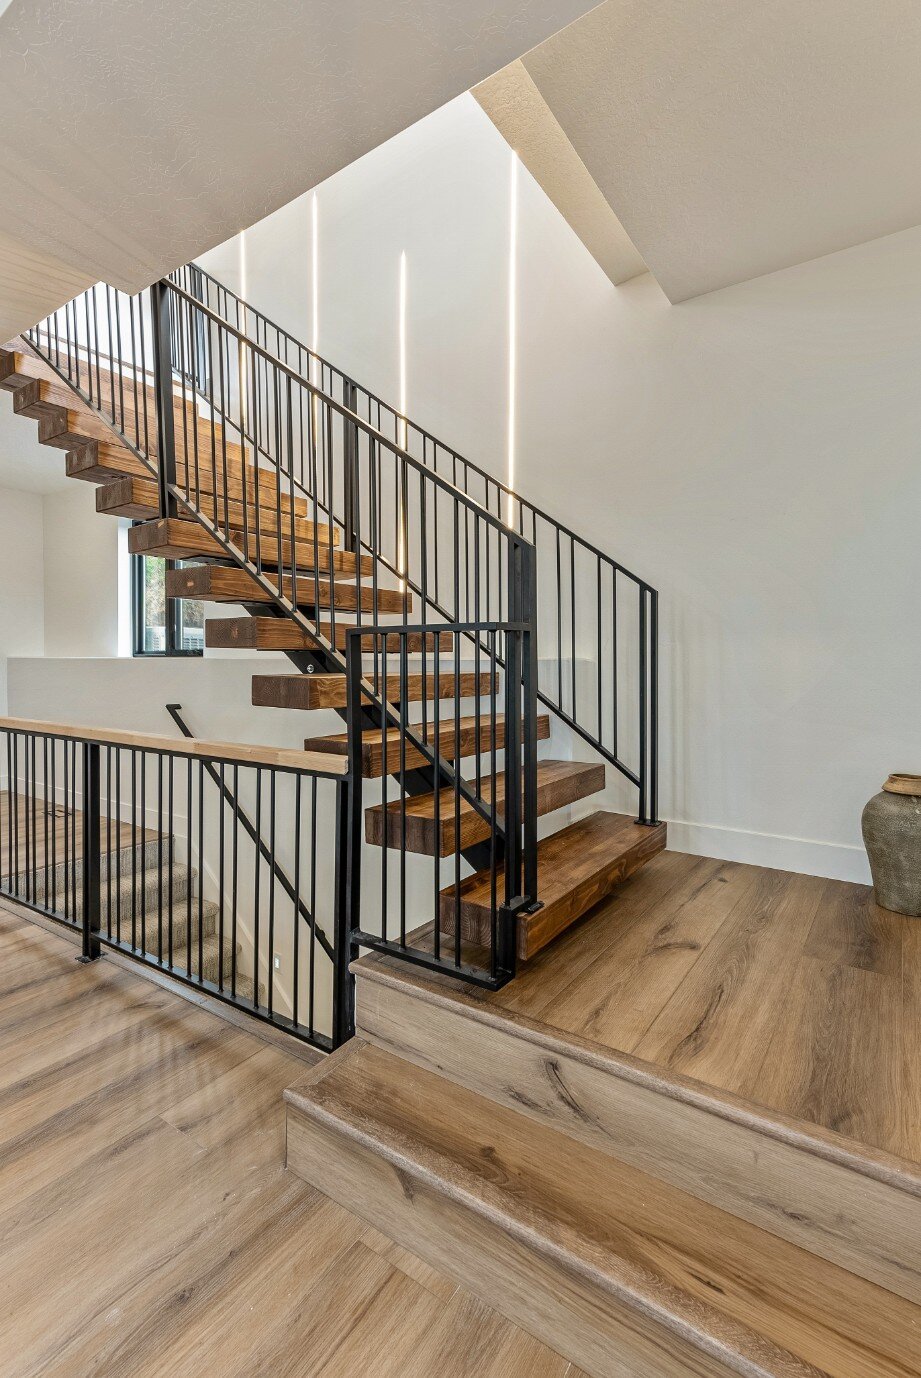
[{"x1": 665, "y1": 818, "x2": 871, "y2": 884}]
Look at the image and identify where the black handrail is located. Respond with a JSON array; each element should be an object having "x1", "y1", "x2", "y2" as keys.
[
  {"x1": 0, "y1": 716, "x2": 352, "y2": 1048},
  {"x1": 168, "y1": 267, "x2": 658, "y2": 809},
  {"x1": 173, "y1": 262, "x2": 653, "y2": 590},
  {"x1": 165, "y1": 279, "x2": 526, "y2": 542}
]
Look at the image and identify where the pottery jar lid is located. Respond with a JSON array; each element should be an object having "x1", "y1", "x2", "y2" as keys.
[{"x1": 883, "y1": 774, "x2": 921, "y2": 796}]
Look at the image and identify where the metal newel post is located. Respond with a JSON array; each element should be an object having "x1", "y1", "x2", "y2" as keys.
[
  {"x1": 342, "y1": 379, "x2": 359, "y2": 553},
  {"x1": 80, "y1": 742, "x2": 101, "y2": 963},
  {"x1": 150, "y1": 280, "x2": 178, "y2": 518},
  {"x1": 331, "y1": 631, "x2": 364, "y2": 1047}
]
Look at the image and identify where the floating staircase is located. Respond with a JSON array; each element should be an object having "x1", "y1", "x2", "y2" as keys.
[{"x1": 0, "y1": 267, "x2": 664, "y2": 978}]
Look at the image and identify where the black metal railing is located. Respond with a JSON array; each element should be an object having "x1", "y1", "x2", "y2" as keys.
[
  {"x1": 26, "y1": 279, "x2": 542, "y2": 983},
  {"x1": 21, "y1": 260, "x2": 658, "y2": 990},
  {"x1": 170, "y1": 261, "x2": 659, "y2": 819},
  {"x1": 0, "y1": 718, "x2": 354, "y2": 1050},
  {"x1": 345, "y1": 621, "x2": 538, "y2": 987}
]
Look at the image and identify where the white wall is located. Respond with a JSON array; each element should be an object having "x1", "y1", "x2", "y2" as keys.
[
  {"x1": 0, "y1": 485, "x2": 44, "y2": 713},
  {"x1": 42, "y1": 483, "x2": 125, "y2": 658},
  {"x1": 202, "y1": 94, "x2": 921, "y2": 883},
  {"x1": 6, "y1": 654, "x2": 339, "y2": 749}
]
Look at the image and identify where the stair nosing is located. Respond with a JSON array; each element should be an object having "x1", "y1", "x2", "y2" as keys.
[
  {"x1": 352, "y1": 954, "x2": 921, "y2": 1200},
  {"x1": 287, "y1": 1042, "x2": 823, "y2": 1378}
]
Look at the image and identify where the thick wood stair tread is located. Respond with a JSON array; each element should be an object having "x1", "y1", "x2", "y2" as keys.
[
  {"x1": 128, "y1": 517, "x2": 363, "y2": 574},
  {"x1": 166, "y1": 564, "x2": 409, "y2": 614},
  {"x1": 442, "y1": 810, "x2": 666, "y2": 958},
  {"x1": 205, "y1": 615, "x2": 320, "y2": 652},
  {"x1": 96, "y1": 476, "x2": 339, "y2": 543},
  {"x1": 286, "y1": 1040, "x2": 918, "y2": 1378},
  {"x1": 253, "y1": 671, "x2": 495, "y2": 713},
  {"x1": 365, "y1": 759, "x2": 605, "y2": 856},
  {"x1": 305, "y1": 713, "x2": 551, "y2": 778},
  {"x1": 206, "y1": 614, "x2": 450, "y2": 655},
  {"x1": 66, "y1": 439, "x2": 310, "y2": 509}
]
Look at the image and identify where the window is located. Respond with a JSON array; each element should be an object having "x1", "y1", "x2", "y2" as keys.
[{"x1": 132, "y1": 554, "x2": 204, "y2": 656}]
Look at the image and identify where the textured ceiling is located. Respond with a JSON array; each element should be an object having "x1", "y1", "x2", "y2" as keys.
[
  {"x1": 516, "y1": 0, "x2": 921, "y2": 300},
  {"x1": 0, "y1": 0, "x2": 598, "y2": 335},
  {"x1": 474, "y1": 60, "x2": 646, "y2": 286}
]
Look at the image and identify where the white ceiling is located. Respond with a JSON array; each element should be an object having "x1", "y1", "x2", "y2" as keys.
[
  {"x1": 474, "y1": 60, "x2": 646, "y2": 286},
  {"x1": 0, "y1": 0, "x2": 599, "y2": 338},
  {"x1": 507, "y1": 0, "x2": 921, "y2": 301}
]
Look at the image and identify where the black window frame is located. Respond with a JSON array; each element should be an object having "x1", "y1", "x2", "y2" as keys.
[{"x1": 131, "y1": 552, "x2": 204, "y2": 658}]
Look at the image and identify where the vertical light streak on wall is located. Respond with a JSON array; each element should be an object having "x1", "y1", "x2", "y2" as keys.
[
  {"x1": 311, "y1": 193, "x2": 320, "y2": 445},
  {"x1": 506, "y1": 152, "x2": 519, "y2": 529},
  {"x1": 397, "y1": 251, "x2": 408, "y2": 585},
  {"x1": 238, "y1": 230, "x2": 248, "y2": 433},
  {"x1": 312, "y1": 194, "x2": 319, "y2": 358}
]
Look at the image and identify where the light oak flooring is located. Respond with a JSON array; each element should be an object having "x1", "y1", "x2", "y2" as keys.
[
  {"x1": 478, "y1": 850, "x2": 921, "y2": 1166},
  {"x1": 0, "y1": 900, "x2": 579, "y2": 1378},
  {"x1": 0, "y1": 789, "x2": 158, "y2": 879}
]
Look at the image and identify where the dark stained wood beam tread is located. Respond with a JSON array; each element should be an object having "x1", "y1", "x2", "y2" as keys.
[
  {"x1": 128, "y1": 517, "x2": 367, "y2": 574},
  {"x1": 167, "y1": 564, "x2": 410, "y2": 614},
  {"x1": 253, "y1": 671, "x2": 495, "y2": 713},
  {"x1": 365, "y1": 759, "x2": 606, "y2": 856},
  {"x1": 306, "y1": 713, "x2": 551, "y2": 778},
  {"x1": 440, "y1": 810, "x2": 667, "y2": 958}
]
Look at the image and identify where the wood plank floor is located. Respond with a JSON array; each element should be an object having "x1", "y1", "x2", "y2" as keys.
[
  {"x1": 478, "y1": 851, "x2": 921, "y2": 1166},
  {"x1": 0, "y1": 790, "x2": 158, "y2": 879},
  {"x1": 0, "y1": 901, "x2": 578, "y2": 1378}
]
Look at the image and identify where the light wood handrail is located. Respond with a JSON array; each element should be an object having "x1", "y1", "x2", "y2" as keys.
[{"x1": 0, "y1": 717, "x2": 348, "y2": 777}]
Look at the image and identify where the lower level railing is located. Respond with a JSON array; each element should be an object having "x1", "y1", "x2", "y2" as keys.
[{"x1": 0, "y1": 718, "x2": 355, "y2": 1051}]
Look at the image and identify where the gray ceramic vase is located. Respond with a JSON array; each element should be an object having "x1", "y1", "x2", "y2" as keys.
[{"x1": 862, "y1": 775, "x2": 921, "y2": 916}]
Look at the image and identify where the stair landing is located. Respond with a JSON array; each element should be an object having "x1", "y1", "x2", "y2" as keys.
[
  {"x1": 285, "y1": 852, "x2": 921, "y2": 1375},
  {"x1": 348, "y1": 851, "x2": 921, "y2": 1308}
]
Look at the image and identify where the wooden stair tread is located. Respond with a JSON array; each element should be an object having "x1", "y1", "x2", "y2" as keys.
[
  {"x1": 305, "y1": 713, "x2": 551, "y2": 778},
  {"x1": 20, "y1": 378, "x2": 246, "y2": 465},
  {"x1": 365, "y1": 759, "x2": 605, "y2": 856},
  {"x1": 166, "y1": 564, "x2": 410, "y2": 614},
  {"x1": 253, "y1": 671, "x2": 495, "y2": 713},
  {"x1": 96, "y1": 476, "x2": 339, "y2": 543},
  {"x1": 206, "y1": 614, "x2": 449, "y2": 655},
  {"x1": 66, "y1": 439, "x2": 309, "y2": 508},
  {"x1": 128, "y1": 517, "x2": 364, "y2": 574},
  {"x1": 286, "y1": 1040, "x2": 918, "y2": 1378},
  {"x1": 442, "y1": 810, "x2": 666, "y2": 958}
]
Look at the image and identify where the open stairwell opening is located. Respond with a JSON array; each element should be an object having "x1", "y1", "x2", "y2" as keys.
[
  {"x1": 1, "y1": 260, "x2": 664, "y2": 1007},
  {"x1": 3, "y1": 267, "x2": 919, "y2": 1378}
]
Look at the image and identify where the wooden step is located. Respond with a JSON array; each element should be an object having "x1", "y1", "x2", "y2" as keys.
[
  {"x1": 166, "y1": 564, "x2": 410, "y2": 614},
  {"x1": 441, "y1": 810, "x2": 665, "y2": 958},
  {"x1": 353, "y1": 948, "x2": 921, "y2": 1313},
  {"x1": 306, "y1": 713, "x2": 552, "y2": 778},
  {"x1": 205, "y1": 615, "x2": 322, "y2": 652},
  {"x1": 286, "y1": 1040, "x2": 919, "y2": 1378},
  {"x1": 206, "y1": 614, "x2": 451, "y2": 655},
  {"x1": 8, "y1": 370, "x2": 222, "y2": 452},
  {"x1": 96, "y1": 476, "x2": 339, "y2": 544},
  {"x1": 65, "y1": 438, "x2": 153, "y2": 482},
  {"x1": 65, "y1": 434, "x2": 313, "y2": 512},
  {"x1": 67, "y1": 439, "x2": 295, "y2": 500},
  {"x1": 15, "y1": 384, "x2": 117, "y2": 449},
  {"x1": 128, "y1": 517, "x2": 367, "y2": 575},
  {"x1": 252, "y1": 670, "x2": 495, "y2": 713},
  {"x1": 365, "y1": 759, "x2": 605, "y2": 856}
]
